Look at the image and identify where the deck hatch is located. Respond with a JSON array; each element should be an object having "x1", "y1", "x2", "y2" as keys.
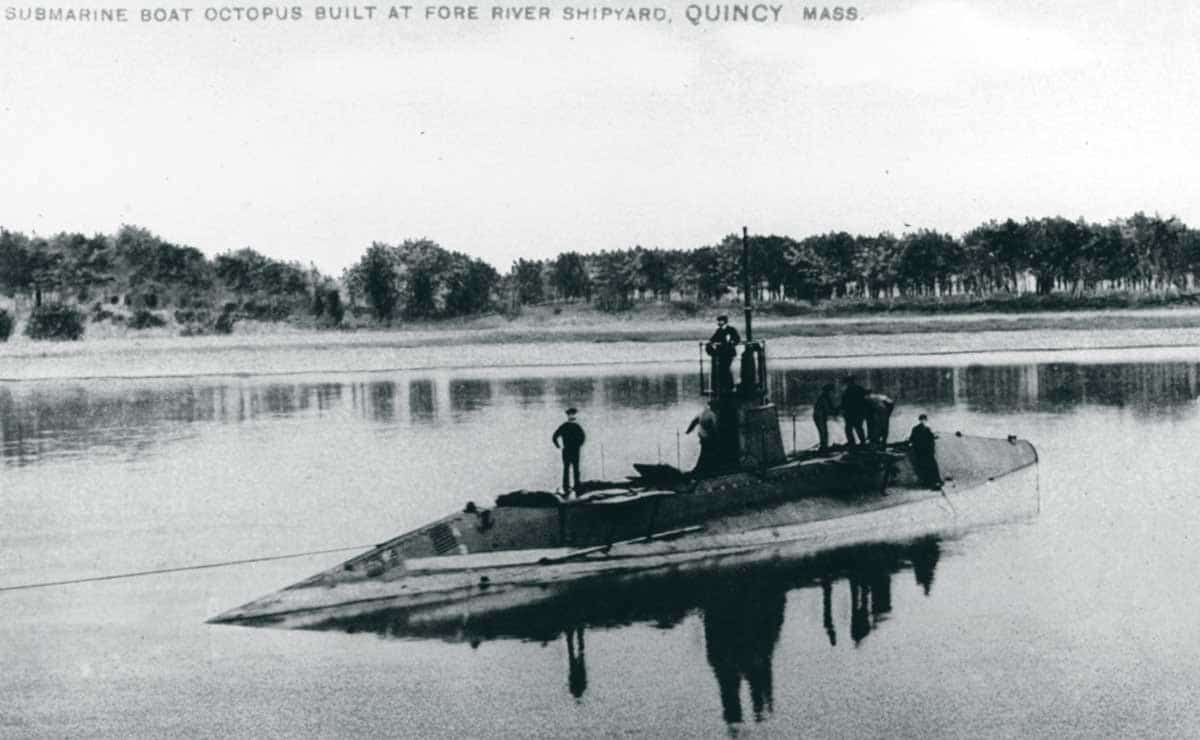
[{"x1": 428, "y1": 523, "x2": 458, "y2": 554}]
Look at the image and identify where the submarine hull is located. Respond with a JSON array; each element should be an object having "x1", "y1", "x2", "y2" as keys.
[{"x1": 210, "y1": 434, "x2": 1037, "y2": 627}]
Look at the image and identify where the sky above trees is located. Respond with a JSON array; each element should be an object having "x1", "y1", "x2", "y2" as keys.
[{"x1": 3, "y1": 0, "x2": 1199, "y2": 274}]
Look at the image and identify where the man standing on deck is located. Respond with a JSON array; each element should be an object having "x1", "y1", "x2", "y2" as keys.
[
  {"x1": 908, "y1": 413, "x2": 942, "y2": 489},
  {"x1": 840, "y1": 375, "x2": 869, "y2": 446},
  {"x1": 552, "y1": 407, "x2": 586, "y2": 496},
  {"x1": 706, "y1": 315, "x2": 740, "y2": 393},
  {"x1": 812, "y1": 383, "x2": 840, "y2": 451}
]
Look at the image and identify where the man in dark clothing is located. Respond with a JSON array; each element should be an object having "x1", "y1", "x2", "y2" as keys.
[
  {"x1": 839, "y1": 376, "x2": 869, "y2": 447},
  {"x1": 812, "y1": 383, "x2": 840, "y2": 451},
  {"x1": 552, "y1": 407, "x2": 586, "y2": 495},
  {"x1": 908, "y1": 413, "x2": 942, "y2": 489},
  {"x1": 706, "y1": 315, "x2": 740, "y2": 393}
]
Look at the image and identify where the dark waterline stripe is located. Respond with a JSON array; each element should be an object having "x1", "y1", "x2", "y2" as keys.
[
  {"x1": 2, "y1": 341, "x2": 1200, "y2": 384},
  {"x1": 0, "y1": 544, "x2": 370, "y2": 592}
]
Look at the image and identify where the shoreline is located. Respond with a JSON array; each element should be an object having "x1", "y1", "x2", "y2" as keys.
[
  {"x1": 5, "y1": 309, "x2": 1200, "y2": 382},
  {"x1": 7, "y1": 304, "x2": 1200, "y2": 354}
]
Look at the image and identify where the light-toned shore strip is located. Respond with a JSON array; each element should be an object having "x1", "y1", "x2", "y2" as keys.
[{"x1": 5, "y1": 321, "x2": 1200, "y2": 383}]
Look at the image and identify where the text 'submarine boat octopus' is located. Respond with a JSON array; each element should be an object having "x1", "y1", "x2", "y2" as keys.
[{"x1": 210, "y1": 231, "x2": 1038, "y2": 628}]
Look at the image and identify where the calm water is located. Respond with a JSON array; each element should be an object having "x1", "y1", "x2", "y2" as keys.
[{"x1": 3, "y1": 355, "x2": 1200, "y2": 737}]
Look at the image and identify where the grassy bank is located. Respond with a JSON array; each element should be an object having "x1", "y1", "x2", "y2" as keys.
[
  {"x1": 326, "y1": 298, "x2": 1200, "y2": 348},
  {"x1": 7, "y1": 305, "x2": 1200, "y2": 382},
  {"x1": 753, "y1": 290, "x2": 1200, "y2": 317},
  {"x1": 8, "y1": 289, "x2": 1200, "y2": 346},
  {"x1": 11, "y1": 300, "x2": 1200, "y2": 352}
]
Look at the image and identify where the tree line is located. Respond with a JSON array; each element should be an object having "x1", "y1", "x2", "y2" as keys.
[
  {"x1": 0, "y1": 225, "x2": 346, "y2": 336},
  {"x1": 509, "y1": 213, "x2": 1200, "y2": 309},
  {"x1": 2, "y1": 212, "x2": 1199, "y2": 339}
]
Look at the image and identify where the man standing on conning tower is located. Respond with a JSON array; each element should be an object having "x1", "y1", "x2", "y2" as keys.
[{"x1": 706, "y1": 314, "x2": 740, "y2": 393}]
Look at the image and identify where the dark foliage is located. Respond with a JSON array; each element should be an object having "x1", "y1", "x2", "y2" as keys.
[
  {"x1": 759, "y1": 300, "x2": 811, "y2": 317},
  {"x1": 129, "y1": 309, "x2": 167, "y2": 329},
  {"x1": 313, "y1": 288, "x2": 344, "y2": 325},
  {"x1": 670, "y1": 300, "x2": 701, "y2": 316},
  {"x1": 6, "y1": 212, "x2": 1200, "y2": 337},
  {"x1": 214, "y1": 309, "x2": 236, "y2": 334},
  {"x1": 512, "y1": 258, "x2": 545, "y2": 306},
  {"x1": 25, "y1": 303, "x2": 85, "y2": 341},
  {"x1": 0, "y1": 309, "x2": 13, "y2": 341},
  {"x1": 344, "y1": 239, "x2": 498, "y2": 321}
]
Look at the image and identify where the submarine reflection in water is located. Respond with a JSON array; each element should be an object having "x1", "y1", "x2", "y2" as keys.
[{"x1": 297, "y1": 537, "x2": 942, "y2": 726}]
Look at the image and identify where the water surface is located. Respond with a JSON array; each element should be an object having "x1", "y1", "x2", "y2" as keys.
[{"x1": 3, "y1": 355, "x2": 1200, "y2": 737}]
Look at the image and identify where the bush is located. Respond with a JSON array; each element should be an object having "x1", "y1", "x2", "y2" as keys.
[
  {"x1": 0, "y1": 309, "x2": 13, "y2": 342},
  {"x1": 25, "y1": 303, "x2": 85, "y2": 341},
  {"x1": 669, "y1": 299, "x2": 701, "y2": 317},
  {"x1": 90, "y1": 301, "x2": 117, "y2": 323},
  {"x1": 214, "y1": 310, "x2": 236, "y2": 334},
  {"x1": 595, "y1": 289, "x2": 632, "y2": 313},
  {"x1": 173, "y1": 309, "x2": 212, "y2": 325},
  {"x1": 178, "y1": 324, "x2": 208, "y2": 337},
  {"x1": 129, "y1": 309, "x2": 167, "y2": 329},
  {"x1": 242, "y1": 298, "x2": 292, "y2": 321},
  {"x1": 760, "y1": 300, "x2": 812, "y2": 317},
  {"x1": 324, "y1": 290, "x2": 345, "y2": 325},
  {"x1": 311, "y1": 289, "x2": 344, "y2": 327},
  {"x1": 174, "y1": 308, "x2": 213, "y2": 336}
]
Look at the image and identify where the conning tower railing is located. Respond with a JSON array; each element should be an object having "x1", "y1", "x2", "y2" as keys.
[{"x1": 698, "y1": 339, "x2": 768, "y2": 401}]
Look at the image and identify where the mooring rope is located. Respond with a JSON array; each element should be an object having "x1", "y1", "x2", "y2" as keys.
[{"x1": 0, "y1": 543, "x2": 371, "y2": 593}]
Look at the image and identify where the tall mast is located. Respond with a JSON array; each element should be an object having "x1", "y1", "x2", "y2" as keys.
[{"x1": 742, "y1": 226, "x2": 753, "y2": 343}]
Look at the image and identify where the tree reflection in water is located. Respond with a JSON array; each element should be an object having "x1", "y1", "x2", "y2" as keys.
[
  {"x1": 5, "y1": 360, "x2": 1199, "y2": 466},
  {"x1": 294, "y1": 537, "x2": 943, "y2": 729}
]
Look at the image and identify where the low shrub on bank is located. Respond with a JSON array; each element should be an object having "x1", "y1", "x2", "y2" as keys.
[
  {"x1": 758, "y1": 300, "x2": 813, "y2": 317},
  {"x1": 314, "y1": 289, "x2": 345, "y2": 327},
  {"x1": 173, "y1": 308, "x2": 214, "y2": 336},
  {"x1": 242, "y1": 298, "x2": 295, "y2": 321},
  {"x1": 311, "y1": 289, "x2": 345, "y2": 326},
  {"x1": 595, "y1": 291, "x2": 632, "y2": 313},
  {"x1": 669, "y1": 299, "x2": 701, "y2": 317},
  {"x1": 129, "y1": 309, "x2": 168, "y2": 329},
  {"x1": 25, "y1": 303, "x2": 85, "y2": 341},
  {"x1": 0, "y1": 309, "x2": 13, "y2": 342},
  {"x1": 214, "y1": 309, "x2": 236, "y2": 334}
]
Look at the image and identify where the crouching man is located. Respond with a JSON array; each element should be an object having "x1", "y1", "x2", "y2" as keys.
[{"x1": 864, "y1": 392, "x2": 895, "y2": 447}]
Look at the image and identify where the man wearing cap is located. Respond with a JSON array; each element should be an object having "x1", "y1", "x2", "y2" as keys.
[
  {"x1": 552, "y1": 407, "x2": 587, "y2": 496},
  {"x1": 706, "y1": 315, "x2": 741, "y2": 393},
  {"x1": 908, "y1": 413, "x2": 942, "y2": 489}
]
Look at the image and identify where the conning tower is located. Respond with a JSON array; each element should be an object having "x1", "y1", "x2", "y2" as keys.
[{"x1": 699, "y1": 227, "x2": 786, "y2": 471}]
